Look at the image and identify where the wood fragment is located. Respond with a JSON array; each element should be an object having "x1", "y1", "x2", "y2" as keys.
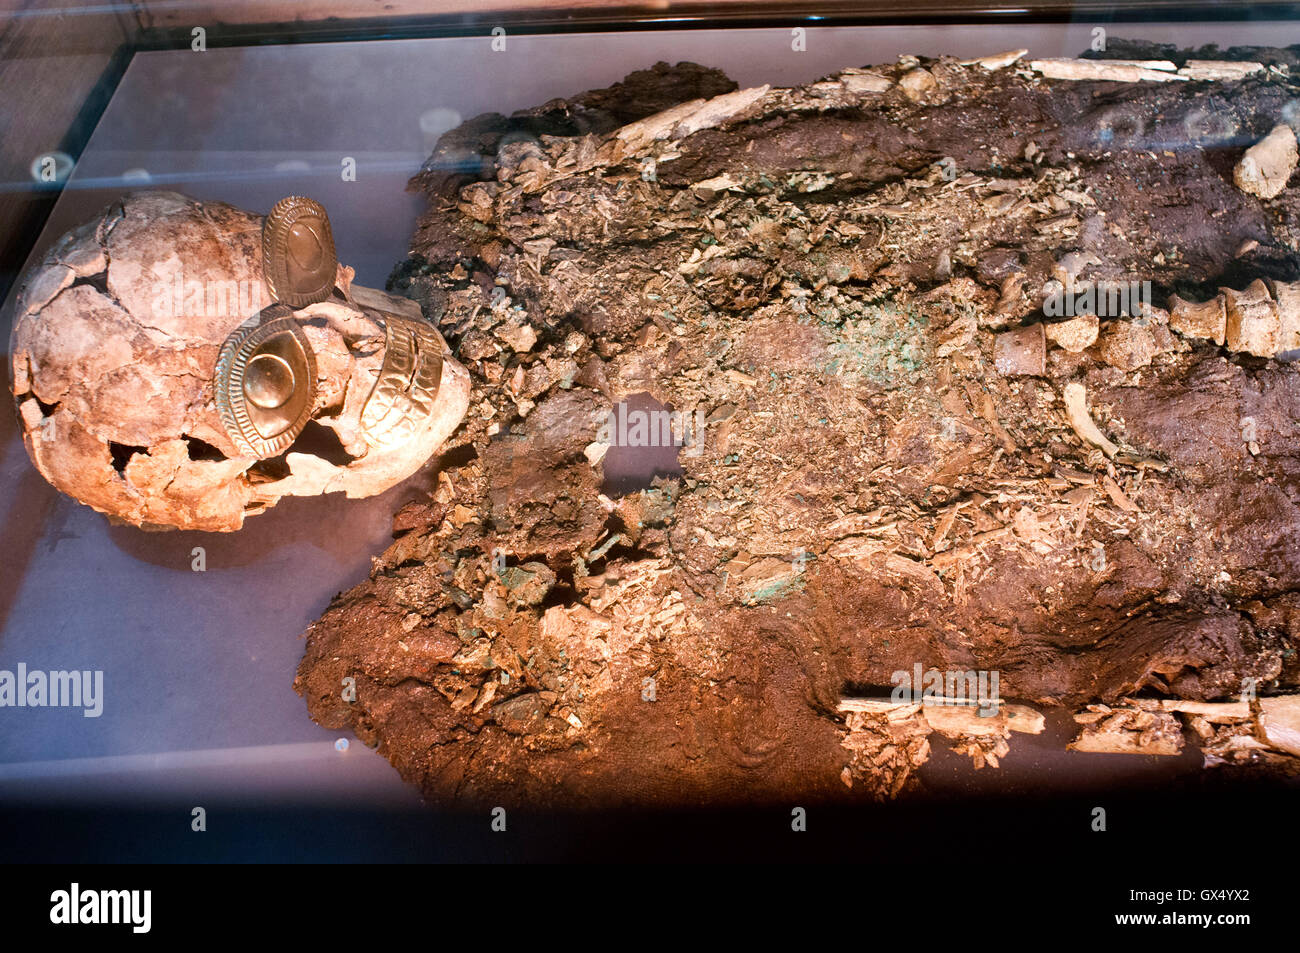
[
  {"x1": 1260, "y1": 695, "x2": 1300, "y2": 756},
  {"x1": 1154, "y1": 698, "x2": 1250, "y2": 719},
  {"x1": 931, "y1": 504, "x2": 959, "y2": 551},
  {"x1": 614, "y1": 85, "x2": 771, "y2": 153},
  {"x1": 839, "y1": 69, "x2": 893, "y2": 93},
  {"x1": 1055, "y1": 466, "x2": 1094, "y2": 485},
  {"x1": 1178, "y1": 60, "x2": 1264, "y2": 81},
  {"x1": 1100, "y1": 474, "x2": 1139, "y2": 513},
  {"x1": 929, "y1": 526, "x2": 1013, "y2": 568},
  {"x1": 968, "y1": 386, "x2": 1017, "y2": 453},
  {"x1": 1070, "y1": 706, "x2": 1184, "y2": 755}
]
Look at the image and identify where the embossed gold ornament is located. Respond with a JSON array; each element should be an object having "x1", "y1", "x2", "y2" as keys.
[
  {"x1": 215, "y1": 305, "x2": 318, "y2": 458},
  {"x1": 262, "y1": 195, "x2": 337, "y2": 308},
  {"x1": 360, "y1": 314, "x2": 444, "y2": 449}
]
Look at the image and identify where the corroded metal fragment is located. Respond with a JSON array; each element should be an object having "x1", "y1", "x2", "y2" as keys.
[
  {"x1": 215, "y1": 306, "x2": 318, "y2": 458},
  {"x1": 360, "y1": 313, "x2": 444, "y2": 450},
  {"x1": 262, "y1": 196, "x2": 337, "y2": 307}
]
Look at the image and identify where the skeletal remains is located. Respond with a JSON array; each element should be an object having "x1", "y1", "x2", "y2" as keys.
[
  {"x1": 839, "y1": 692, "x2": 1300, "y2": 774},
  {"x1": 9, "y1": 192, "x2": 469, "y2": 531},
  {"x1": 1168, "y1": 278, "x2": 1300, "y2": 359},
  {"x1": 10, "y1": 48, "x2": 1300, "y2": 806}
]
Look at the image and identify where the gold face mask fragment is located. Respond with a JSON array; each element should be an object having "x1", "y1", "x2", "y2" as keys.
[
  {"x1": 215, "y1": 306, "x2": 318, "y2": 458},
  {"x1": 360, "y1": 313, "x2": 444, "y2": 450},
  {"x1": 262, "y1": 195, "x2": 338, "y2": 308}
]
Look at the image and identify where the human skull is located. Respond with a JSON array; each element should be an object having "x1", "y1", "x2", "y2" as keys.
[{"x1": 8, "y1": 191, "x2": 469, "y2": 531}]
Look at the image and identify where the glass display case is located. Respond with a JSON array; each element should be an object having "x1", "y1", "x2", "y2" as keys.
[{"x1": 1, "y1": 0, "x2": 1298, "y2": 896}]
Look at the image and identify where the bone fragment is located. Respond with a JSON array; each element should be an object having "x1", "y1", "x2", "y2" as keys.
[
  {"x1": 1062, "y1": 382, "x2": 1120, "y2": 458},
  {"x1": 1030, "y1": 58, "x2": 1187, "y2": 83}
]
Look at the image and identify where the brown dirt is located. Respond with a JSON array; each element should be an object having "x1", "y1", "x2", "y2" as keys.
[{"x1": 295, "y1": 52, "x2": 1300, "y2": 808}]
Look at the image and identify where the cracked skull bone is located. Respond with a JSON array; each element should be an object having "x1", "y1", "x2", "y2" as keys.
[{"x1": 9, "y1": 191, "x2": 469, "y2": 531}]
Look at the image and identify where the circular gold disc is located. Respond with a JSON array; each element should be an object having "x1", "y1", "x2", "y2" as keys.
[
  {"x1": 215, "y1": 309, "x2": 318, "y2": 458},
  {"x1": 244, "y1": 353, "x2": 296, "y2": 409}
]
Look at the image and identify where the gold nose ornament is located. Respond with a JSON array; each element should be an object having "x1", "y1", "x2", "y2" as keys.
[{"x1": 215, "y1": 304, "x2": 318, "y2": 458}]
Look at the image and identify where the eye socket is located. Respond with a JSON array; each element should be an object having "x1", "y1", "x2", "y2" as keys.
[{"x1": 215, "y1": 308, "x2": 318, "y2": 459}]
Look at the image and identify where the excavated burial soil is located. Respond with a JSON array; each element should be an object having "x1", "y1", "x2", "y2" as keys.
[{"x1": 296, "y1": 52, "x2": 1300, "y2": 807}]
